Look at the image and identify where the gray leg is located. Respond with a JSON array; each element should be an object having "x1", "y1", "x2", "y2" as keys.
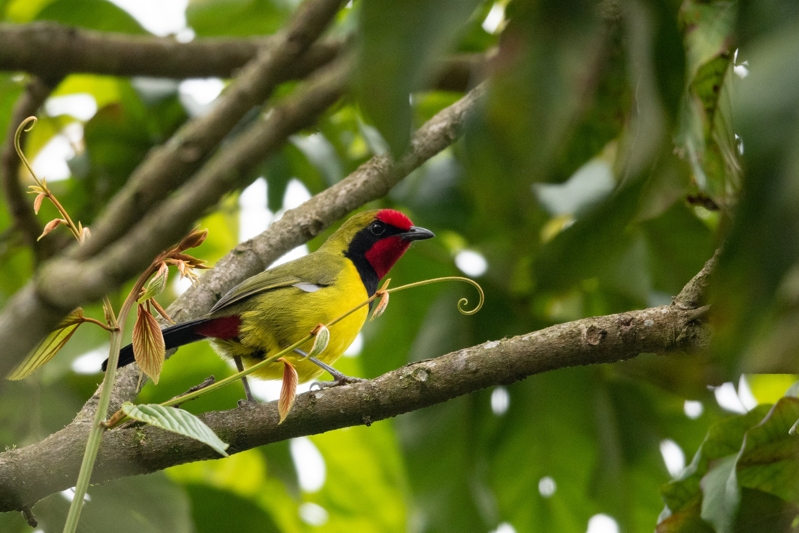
[
  {"x1": 293, "y1": 349, "x2": 366, "y2": 389},
  {"x1": 233, "y1": 355, "x2": 257, "y2": 405}
]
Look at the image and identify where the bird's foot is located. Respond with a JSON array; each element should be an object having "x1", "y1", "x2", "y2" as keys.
[
  {"x1": 296, "y1": 351, "x2": 367, "y2": 389},
  {"x1": 237, "y1": 397, "x2": 259, "y2": 408},
  {"x1": 311, "y1": 374, "x2": 367, "y2": 391}
]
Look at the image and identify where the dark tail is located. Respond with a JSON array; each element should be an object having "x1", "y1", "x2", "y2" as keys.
[{"x1": 101, "y1": 318, "x2": 211, "y2": 371}]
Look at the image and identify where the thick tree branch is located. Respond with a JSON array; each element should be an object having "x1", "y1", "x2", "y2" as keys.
[
  {"x1": 0, "y1": 22, "x2": 341, "y2": 80},
  {"x1": 0, "y1": 75, "x2": 60, "y2": 262},
  {"x1": 0, "y1": 295, "x2": 711, "y2": 512}
]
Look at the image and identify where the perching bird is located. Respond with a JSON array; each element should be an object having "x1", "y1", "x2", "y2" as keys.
[{"x1": 104, "y1": 209, "x2": 434, "y2": 401}]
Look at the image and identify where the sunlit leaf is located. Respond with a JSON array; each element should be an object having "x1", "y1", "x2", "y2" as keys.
[
  {"x1": 121, "y1": 402, "x2": 229, "y2": 457},
  {"x1": 34, "y1": 0, "x2": 146, "y2": 33},
  {"x1": 6, "y1": 308, "x2": 84, "y2": 380},
  {"x1": 187, "y1": 0, "x2": 289, "y2": 37}
]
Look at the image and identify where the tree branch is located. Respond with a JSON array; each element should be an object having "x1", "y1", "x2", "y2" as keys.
[
  {"x1": 0, "y1": 81, "x2": 489, "y2": 511},
  {"x1": 0, "y1": 295, "x2": 711, "y2": 513},
  {"x1": 0, "y1": 22, "x2": 342, "y2": 80},
  {"x1": 0, "y1": 22, "x2": 488, "y2": 92}
]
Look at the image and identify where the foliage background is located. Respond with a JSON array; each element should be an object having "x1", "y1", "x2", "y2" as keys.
[{"x1": 0, "y1": 0, "x2": 798, "y2": 532}]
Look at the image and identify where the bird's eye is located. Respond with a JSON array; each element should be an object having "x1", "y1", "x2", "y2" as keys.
[{"x1": 370, "y1": 222, "x2": 385, "y2": 235}]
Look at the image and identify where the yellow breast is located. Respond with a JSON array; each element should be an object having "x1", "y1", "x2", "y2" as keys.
[{"x1": 210, "y1": 260, "x2": 369, "y2": 382}]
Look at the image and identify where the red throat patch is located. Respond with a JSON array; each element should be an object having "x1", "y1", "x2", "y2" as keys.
[
  {"x1": 376, "y1": 209, "x2": 412, "y2": 231},
  {"x1": 365, "y1": 237, "x2": 412, "y2": 279}
]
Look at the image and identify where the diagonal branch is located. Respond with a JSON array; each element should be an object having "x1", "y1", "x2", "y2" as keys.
[
  {"x1": 0, "y1": 0, "x2": 346, "y2": 379},
  {"x1": 76, "y1": 0, "x2": 346, "y2": 261},
  {"x1": 0, "y1": 277, "x2": 713, "y2": 512}
]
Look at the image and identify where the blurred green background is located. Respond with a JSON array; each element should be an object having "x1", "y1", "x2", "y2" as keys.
[{"x1": 2, "y1": 0, "x2": 799, "y2": 531}]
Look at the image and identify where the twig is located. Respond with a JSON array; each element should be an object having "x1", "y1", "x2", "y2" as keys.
[
  {"x1": 21, "y1": 507, "x2": 36, "y2": 527},
  {"x1": 169, "y1": 376, "x2": 216, "y2": 408},
  {"x1": 673, "y1": 249, "x2": 721, "y2": 309}
]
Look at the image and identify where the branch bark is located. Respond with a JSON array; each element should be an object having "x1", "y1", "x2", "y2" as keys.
[
  {"x1": 0, "y1": 22, "x2": 341, "y2": 80},
  {"x1": 0, "y1": 288, "x2": 712, "y2": 512},
  {"x1": 0, "y1": 22, "x2": 488, "y2": 92}
]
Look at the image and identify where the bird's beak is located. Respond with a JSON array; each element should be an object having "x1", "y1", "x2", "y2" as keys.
[{"x1": 399, "y1": 226, "x2": 435, "y2": 241}]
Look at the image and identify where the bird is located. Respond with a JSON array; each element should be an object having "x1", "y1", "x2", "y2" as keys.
[{"x1": 103, "y1": 209, "x2": 434, "y2": 401}]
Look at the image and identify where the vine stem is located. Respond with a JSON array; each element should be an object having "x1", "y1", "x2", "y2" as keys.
[
  {"x1": 62, "y1": 270, "x2": 156, "y2": 533},
  {"x1": 105, "y1": 275, "x2": 484, "y2": 427},
  {"x1": 15, "y1": 117, "x2": 81, "y2": 241}
]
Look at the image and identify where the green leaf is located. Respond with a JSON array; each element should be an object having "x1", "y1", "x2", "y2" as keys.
[
  {"x1": 138, "y1": 265, "x2": 169, "y2": 304},
  {"x1": 184, "y1": 484, "x2": 282, "y2": 533},
  {"x1": 6, "y1": 308, "x2": 84, "y2": 380},
  {"x1": 711, "y1": 20, "x2": 799, "y2": 372},
  {"x1": 309, "y1": 421, "x2": 408, "y2": 531},
  {"x1": 699, "y1": 455, "x2": 739, "y2": 533},
  {"x1": 187, "y1": 0, "x2": 289, "y2": 37},
  {"x1": 306, "y1": 324, "x2": 329, "y2": 358},
  {"x1": 357, "y1": 0, "x2": 482, "y2": 155},
  {"x1": 34, "y1": 0, "x2": 146, "y2": 33},
  {"x1": 121, "y1": 402, "x2": 229, "y2": 457},
  {"x1": 660, "y1": 405, "x2": 771, "y2": 517}
]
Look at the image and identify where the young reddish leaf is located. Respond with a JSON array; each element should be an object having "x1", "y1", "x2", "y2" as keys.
[
  {"x1": 370, "y1": 290, "x2": 390, "y2": 321},
  {"x1": 33, "y1": 192, "x2": 46, "y2": 214},
  {"x1": 37, "y1": 218, "x2": 65, "y2": 240},
  {"x1": 150, "y1": 298, "x2": 175, "y2": 324},
  {"x1": 133, "y1": 304, "x2": 165, "y2": 384},
  {"x1": 177, "y1": 228, "x2": 208, "y2": 252},
  {"x1": 7, "y1": 308, "x2": 85, "y2": 380},
  {"x1": 277, "y1": 357, "x2": 299, "y2": 424}
]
